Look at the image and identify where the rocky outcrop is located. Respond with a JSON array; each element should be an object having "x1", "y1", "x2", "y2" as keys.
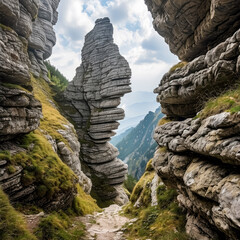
[
  {"x1": 154, "y1": 29, "x2": 240, "y2": 118},
  {"x1": 29, "y1": 0, "x2": 60, "y2": 80},
  {"x1": 0, "y1": 0, "x2": 59, "y2": 81},
  {"x1": 0, "y1": 140, "x2": 77, "y2": 211},
  {"x1": 145, "y1": 0, "x2": 240, "y2": 61},
  {"x1": 0, "y1": 0, "x2": 92, "y2": 211},
  {"x1": 0, "y1": 85, "x2": 42, "y2": 141},
  {"x1": 147, "y1": 0, "x2": 240, "y2": 238},
  {"x1": 153, "y1": 113, "x2": 240, "y2": 239},
  {"x1": 0, "y1": 0, "x2": 60, "y2": 139},
  {"x1": 63, "y1": 17, "x2": 131, "y2": 204}
]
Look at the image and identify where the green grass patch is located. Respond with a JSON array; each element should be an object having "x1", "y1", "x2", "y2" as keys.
[
  {"x1": 1, "y1": 83, "x2": 29, "y2": 92},
  {"x1": 124, "y1": 175, "x2": 137, "y2": 193},
  {"x1": 199, "y1": 84, "x2": 240, "y2": 118},
  {"x1": 72, "y1": 184, "x2": 101, "y2": 215},
  {"x1": 169, "y1": 62, "x2": 187, "y2": 73},
  {"x1": 157, "y1": 117, "x2": 172, "y2": 126},
  {"x1": 0, "y1": 188, "x2": 36, "y2": 240},
  {"x1": 35, "y1": 211, "x2": 85, "y2": 240},
  {"x1": 0, "y1": 23, "x2": 14, "y2": 32},
  {"x1": 5, "y1": 129, "x2": 77, "y2": 202},
  {"x1": 123, "y1": 159, "x2": 187, "y2": 240},
  {"x1": 31, "y1": 76, "x2": 71, "y2": 148}
]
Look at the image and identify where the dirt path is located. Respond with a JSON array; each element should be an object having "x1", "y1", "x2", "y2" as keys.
[{"x1": 79, "y1": 204, "x2": 129, "y2": 240}]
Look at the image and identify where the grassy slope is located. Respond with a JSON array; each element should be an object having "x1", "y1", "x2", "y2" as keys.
[
  {"x1": 0, "y1": 75, "x2": 100, "y2": 239},
  {"x1": 0, "y1": 189, "x2": 36, "y2": 240},
  {"x1": 123, "y1": 160, "x2": 187, "y2": 240}
]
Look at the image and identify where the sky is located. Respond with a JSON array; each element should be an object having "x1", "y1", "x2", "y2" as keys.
[{"x1": 50, "y1": 0, "x2": 178, "y2": 92}]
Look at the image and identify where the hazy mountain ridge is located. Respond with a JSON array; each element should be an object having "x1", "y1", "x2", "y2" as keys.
[{"x1": 116, "y1": 107, "x2": 164, "y2": 179}]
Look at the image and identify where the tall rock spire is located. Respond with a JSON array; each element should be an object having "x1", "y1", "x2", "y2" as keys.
[{"x1": 63, "y1": 17, "x2": 132, "y2": 204}]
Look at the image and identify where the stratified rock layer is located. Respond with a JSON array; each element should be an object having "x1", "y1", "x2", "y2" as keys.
[
  {"x1": 147, "y1": 1, "x2": 240, "y2": 238},
  {"x1": 0, "y1": 85, "x2": 42, "y2": 140},
  {"x1": 145, "y1": 0, "x2": 240, "y2": 61},
  {"x1": 154, "y1": 29, "x2": 240, "y2": 118},
  {"x1": 63, "y1": 17, "x2": 131, "y2": 204},
  {"x1": 0, "y1": 0, "x2": 91, "y2": 210},
  {"x1": 0, "y1": 0, "x2": 60, "y2": 139},
  {"x1": 153, "y1": 113, "x2": 240, "y2": 239}
]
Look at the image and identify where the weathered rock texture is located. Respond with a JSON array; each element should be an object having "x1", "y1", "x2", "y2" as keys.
[
  {"x1": 154, "y1": 29, "x2": 240, "y2": 118},
  {"x1": 0, "y1": 0, "x2": 59, "y2": 82},
  {"x1": 0, "y1": 85, "x2": 42, "y2": 141},
  {"x1": 0, "y1": 140, "x2": 77, "y2": 211},
  {"x1": 0, "y1": 0, "x2": 92, "y2": 210},
  {"x1": 0, "y1": 0, "x2": 60, "y2": 139},
  {"x1": 153, "y1": 113, "x2": 240, "y2": 239},
  {"x1": 63, "y1": 17, "x2": 131, "y2": 205},
  {"x1": 147, "y1": 0, "x2": 240, "y2": 239},
  {"x1": 145, "y1": 0, "x2": 240, "y2": 61}
]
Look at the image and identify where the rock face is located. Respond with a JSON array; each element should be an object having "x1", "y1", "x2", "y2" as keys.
[
  {"x1": 0, "y1": 0, "x2": 60, "y2": 139},
  {"x1": 0, "y1": 0, "x2": 59, "y2": 82},
  {"x1": 146, "y1": 0, "x2": 240, "y2": 239},
  {"x1": 63, "y1": 17, "x2": 131, "y2": 204},
  {"x1": 154, "y1": 29, "x2": 240, "y2": 118},
  {"x1": 153, "y1": 113, "x2": 240, "y2": 239},
  {"x1": 0, "y1": 0, "x2": 92, "y2": 211},
  {"x1": 145, "y1": 0, "x2": 240, "y2": 61},
  {"x1": 0, "y1": 85, "x2": 42, "y2": 141}
]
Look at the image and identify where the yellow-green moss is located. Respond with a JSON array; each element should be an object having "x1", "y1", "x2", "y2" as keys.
[
  {"x1": 123, "y1": 159, "x2": 187, "y2": 240},
  {"x1": 156, "y1": 147, "x2": 167, "y2": 154},
  {"x1": 130, "y1": 159, "x2": 155, "y2": 205},
  {"x1": 157, "y1": 117, "x2": 172, "y2": 126},
  {"x1": 169, "y1": 61, "x2": 188, "y2": 73},
  {"x1": 31, "y1": 76, "x2": 71, "y2": 148},
  {"x1": 35, "y1": 211, "x2": 85, "y2": 240},
  {"x1": 1, "y1": 83, "x2": 29, "y2": 92},
  {"x1": 198, "y1": 84, "x2": 240, "y2": 119},
  {"x1": 0, "y1": 188, "x2": 36, "y2": 240},
  {"x1": 0, "y1": 23, "x2": 14, "y2": 33},
  {"x1": 72, "y1": 184, "x2": 101, "y2": 215},
  {"x1": 7, "y1": 130, "x2": 77, "y2": 200}
]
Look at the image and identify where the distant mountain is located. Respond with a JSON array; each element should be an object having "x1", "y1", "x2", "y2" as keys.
[
  {"x1": 117, "y1": 91, "x2": 159, "y2": 134},
  {"x1": 116, "y1": 107, "x2": 164, "y2": 179},
  {"x1": 111, "y1": 127, "x2": 133, "y2": 146},
  {"x1": 117, "y1": 115, "x2": 145, "y2": 134}
]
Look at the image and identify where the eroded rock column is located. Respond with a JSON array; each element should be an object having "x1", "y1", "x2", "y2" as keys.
[{"x1": 63, "y1": 17, "x2": 131, "y2": 205}]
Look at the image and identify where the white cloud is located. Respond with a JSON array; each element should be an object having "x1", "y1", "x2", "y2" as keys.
[{"x1": 50, "y1": 0, "x2": 178, "y2": 90}]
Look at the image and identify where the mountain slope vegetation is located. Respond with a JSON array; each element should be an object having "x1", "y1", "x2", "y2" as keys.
[{"x1": 117, "y1": 107, "x2": 164, "y2": 179}]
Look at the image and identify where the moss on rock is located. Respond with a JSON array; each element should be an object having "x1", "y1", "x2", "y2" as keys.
[
  {"x1": 123, "y1": 159, "x2": 187, "y2": 240},
  {"x1": 0, "y1": 188, "x2": 36, "y2": 240}
]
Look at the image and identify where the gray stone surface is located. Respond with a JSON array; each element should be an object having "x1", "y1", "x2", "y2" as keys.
[
  {"x1": 0, "y1": 0, "x2": 91, "y2": 210},
  {"x1": 153, "y1": 112, "x2": 240, "y2": 239},
  {"x1": 149, "y1": 2, "x2": 240, "y2": 236},
  {"x1": 154, "y1": 29, "x2": 240, "y2": 118},
  {"x1": 63, "y1": 17, "x2": 131, "y2": 204},
  {"x1": 0, "y1": 85, "x2": 42, "y2": 140},
  {"x1": 0, "y1": 26, "x2": 30, "y2": 85},
  {"x1": 145, "y1": 0, "x2": 240, "y2": 61}
]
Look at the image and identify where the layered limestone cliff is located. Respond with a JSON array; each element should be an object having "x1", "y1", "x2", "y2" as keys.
[
  {"x1": 63, "y1": 17, "x2": 131, "y2": 205},
  {"x1": 145, "y1": 0, "x2": 240, "y2": 61},
  {"x1": 146, "y1": 0, "x2": 240, "y2": 239},
  {"x1": 0, "y1": 0, "x2": 91, "y2": 210}
]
